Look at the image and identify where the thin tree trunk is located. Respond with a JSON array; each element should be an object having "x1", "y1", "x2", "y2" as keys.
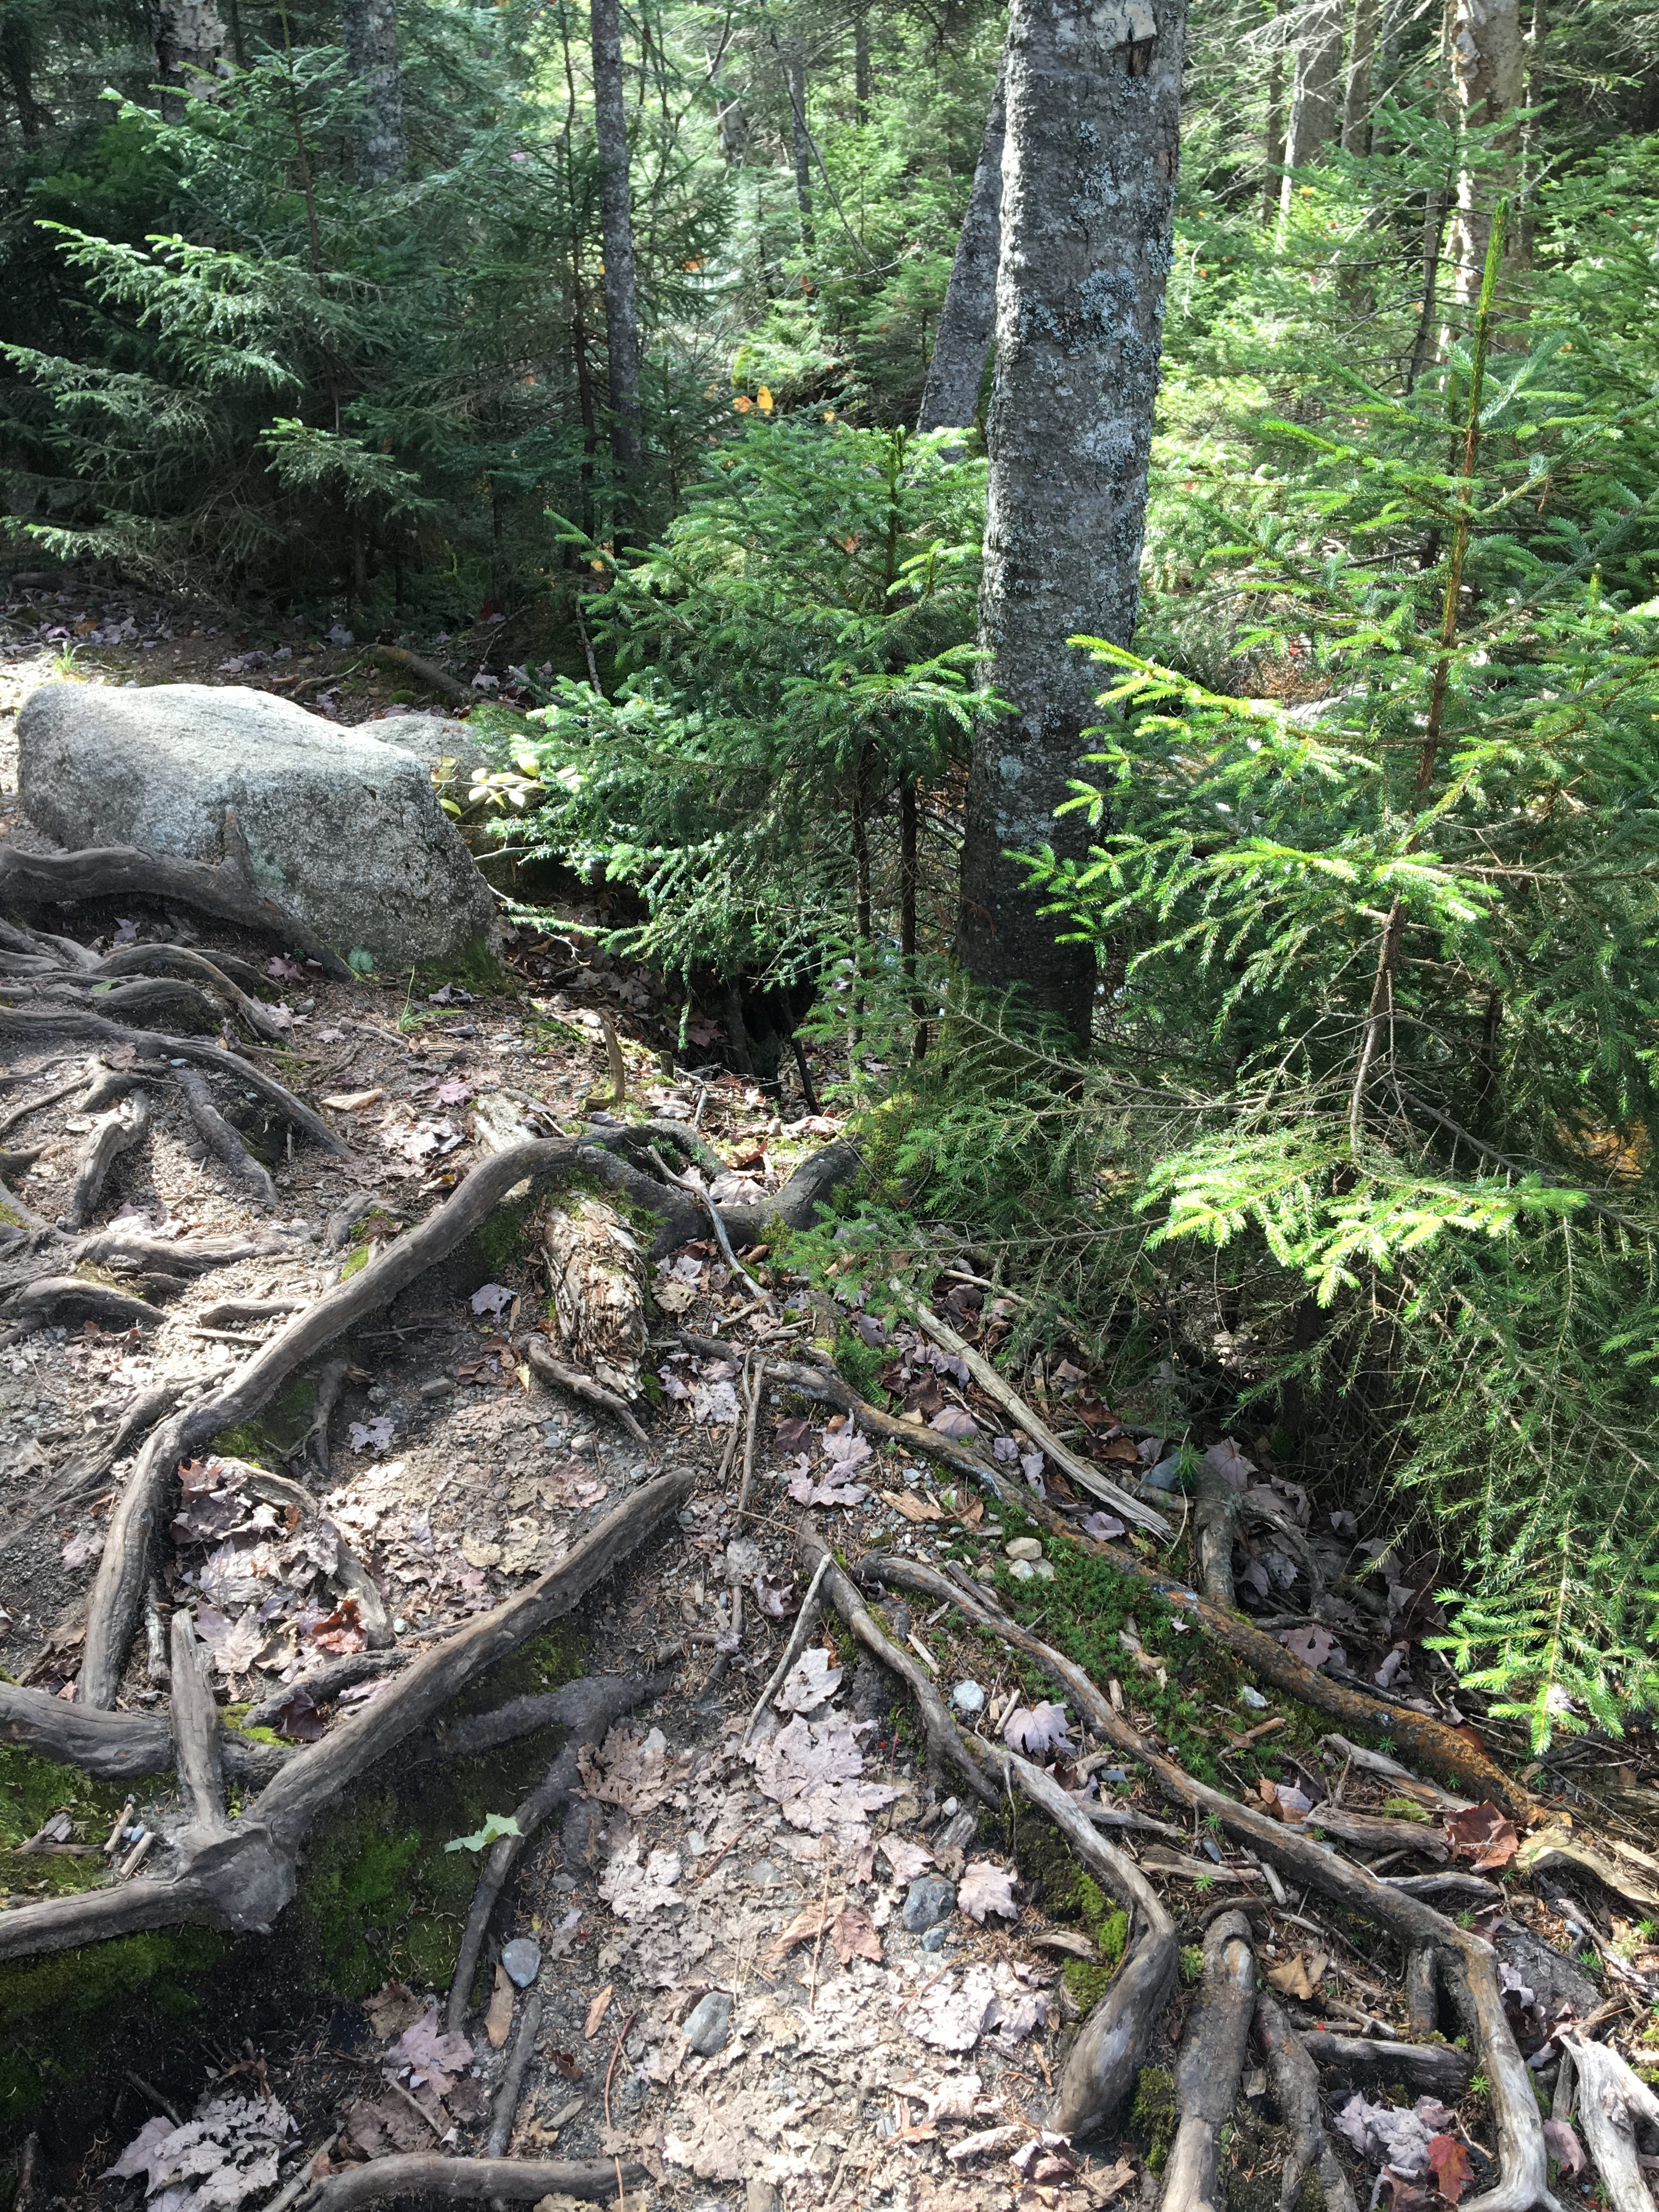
[
  {"x1": 590, "y1": 0, "x2": 645, "y2": 478},
  {"x1": 1448, "y1": 0, "x2": 1522, "y2": 306},
  {"x1": 917, "y1": 56, "x2": 1005, "y2": 435},
  {"x1": 1342, "y1": 0, "x2": 1380, "y2": 151},
  {"x1": 854, "y1": 8, "x2": 871, "y2": 122},
  {"x1": 959, "y1": 0, "x2": 1187, "y2": 1049},
  {"x1": 1262, "y1": 0, "x2": 1286, "y2": 221},
  {"x1": 1517, "y1": 0, "x2": 1544, "y2": 261},
  {"x1": 0, "y1": 12, "x2": 48, "y2": 143},
  {"x1": 342, "y1": 0, "x2": 405, "y2": 187},
  {"x1": 900, "y1": 776, "x2": 927, "y2": 1058},
  {"x1": 709, "y1": 43, "x2": 747, "y2": 164},
  {"x1": 785, "y1": 42, "x2": 814, "y2": 252},
  {"x1": 1278, "y1": 0, "x2": 1342, "y2": 215},
  {"x1": 153, "y1": 0, "x2": 226, "y2": 122}
]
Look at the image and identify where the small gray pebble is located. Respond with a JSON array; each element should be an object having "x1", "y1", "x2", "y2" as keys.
[
  {"x1": 950, "y1": 1680, "x2": 985, "y2": 1715},
  {"x1": 919, "y1": 1925, "x2": 949, "y2": 1953},
  {"x1": 684, "y1": 1989, "x2": 733, "y2": 2056},
  {"x1": 938, "y1": 1809, "x2": 978, "y2": 1853},
  {"x1": 902, "y1": 1876, "x2": 957, "y2": 1934},
  {"x1": 500, "y1": 1937, "x2": 541, "y2": 1987}
]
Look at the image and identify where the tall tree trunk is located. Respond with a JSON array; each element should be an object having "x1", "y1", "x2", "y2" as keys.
[
  {"x1": 590, "y1": 0, "x2": 645, "y2": 478},
  {"x1": 917, "y1": 56, "x2": 1005, "y2": 434},
  {"x1": 785, "y1": 41, "x2": 814, "y2": 252},
  {"x1": 958, "y1": 0, "x2": 1187, "y2": 1048},
  {"x1": 1342, "y1": 0, "x2": 1380, "y2": 151},
  {"x1": 709, "y1": 44, "x2": 747, "y2": 164},
  {"x1": 342, "y1": 0, "x2": 405, "y2": 187},
  {"x1": 1262, "y1": 0, "x2": 1286, "y2": 222},
  {"x1": 1448, "y1": 0, "x2": 1521, "y2": 306},
  {"x1": 153, "y1": 0, "x2": 226, "y2": 122},
  {"x1": 0, "y1": 9, "x2": 48, "y2": 142},
  {"x1": 1517, "y1": 0, "x2": 1544, "y2": 261},
  {"x1": 854, "y1": 7, "x2": 871, "y2": 122},
  {"x1": 1278, "y1": 0, "x2": 1342, "y2": 215}
]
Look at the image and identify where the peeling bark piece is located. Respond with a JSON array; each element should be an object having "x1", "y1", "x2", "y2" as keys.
[
  {"x1": 1559, "y1": 2032, "x2": 1659, "y2": 2212},
  {"x1": 541, "y1": 1193, "x2": 646, "y2": 1397}
]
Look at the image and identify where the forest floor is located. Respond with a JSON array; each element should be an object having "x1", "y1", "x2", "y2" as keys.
[{"x1": 2, "y1": 577, "x2": 1658, "y2": 2212}]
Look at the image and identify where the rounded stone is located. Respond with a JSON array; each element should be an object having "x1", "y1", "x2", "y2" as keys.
[
  {"x1": 1030, "y1": 1559, "x2": 1055, "y2": 1581},
  {"x1": 919, "y1": 1925, "x2": 949, "y2": 1953},
  {"x1": 1006, "y1": 1558, "x2": 1036, "y2": 1581},
  {"x1": 500, "y1": 1937, "x2": 541, "y2": 1987},
  {"x1": 684, "y1": 1989, "x2": 734, "y2": 2056},
  {"x1": 950, "y1": 1680, "x2": 986, "y2": 1715},
  {"x1": 902, "y1": 1876, "x2": 957, "y2": 1934},
  {"x1": 1005, "y1": 1537, "x2": 1043, "y2": 1561}
]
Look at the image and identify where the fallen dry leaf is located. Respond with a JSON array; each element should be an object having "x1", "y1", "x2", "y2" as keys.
[
  {"x1": 584, "y1": 1984, "x2": 614, "y2": 2040},
  {"x1": 362, "y1": 1980, "x2": 424, "y2": 2040},
  {"x1": 764, "y1": 1900, "x2": 834, "y2": 1965},
  {"x1": 881, "y1": 1489, "x2": 943, "y2": 1523},
  {"x1": 321, "y1": 1088, "x2": 384, "y2": 1111},
  {"x1": 956, "y1": 1860, "x2": 1019, "y2": 1923},
  {"x1": 1427, "y1": 2135, "x2": 1474, "y2": 2206},
  {"x1": 1444, "y1": 1801, "x2": 1519, "y2": 1871},
  {"x1": 484, "y1": 1962, "x2": 515, "y2": 2050},
  {"x1": 1265, "y1": 1950, "x2": 1329, "y2": 2001},
  {"x1": 832, "y1": 1903, "x2": 883, "y2": 1965},
  {"x1": 1542, "y1": 2118, "x2": 1584, "y2": 2177}
]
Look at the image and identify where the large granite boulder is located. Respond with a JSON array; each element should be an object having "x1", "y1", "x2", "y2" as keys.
[{"x1": 18, "y1": 683, "x2": 499, "y2": 968}]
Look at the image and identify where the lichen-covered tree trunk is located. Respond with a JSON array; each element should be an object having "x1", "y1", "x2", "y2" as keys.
[
  {"x1": 958, "y1": 0, "x2": 1187, "y2": 1047},
  {"x1": 342, "y1": 0, "x2": 406, "y2": 188},
  {"x1": 916, "y1": 55, "x2": 1005, "y2": 435},
  {"x1": 1278, "y1": 0, "x2": 1342, "y2": 213},
  {"x1": 590, "y1": 0, "x2": 644, "y2": 477},
  {"x1": 1448, "y1": 0, "x2": 1522, "y2": 304},
  {"x1": 152, "y1": 0, "x2": 225, "y2": 123}
]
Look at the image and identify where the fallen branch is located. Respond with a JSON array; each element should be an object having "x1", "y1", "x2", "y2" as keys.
[
  {"x1": 486, "y1": 1989, "x2": 544, "y2": 2157},
  {"x1": 1163, "y1": 1910, "x2": 1257, "y2": 2212},
  {"x1": 1298, "y1": 2030, "x2": 1471, "y2": 2098},
  {"x1": 897, "y1": 1290, "x2": 1168, "y2": 1537},
  {"x1": 371, "y1": 644, "x2": 475, "y2": 706},
  {"x1": 1256, "y1": 1992, "x2": 1358, "y2": 2212},
  {"x1": 743, "y1": 1553, "x2": 830, "y2": 1746},
  {"x1": 646, "y1": 1144, "x2": 765, "y2": 1300}
]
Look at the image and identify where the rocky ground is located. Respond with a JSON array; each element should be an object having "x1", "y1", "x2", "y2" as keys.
[{"x1": 4, "y1": 572, "x2": 1659, "y2": 2212}]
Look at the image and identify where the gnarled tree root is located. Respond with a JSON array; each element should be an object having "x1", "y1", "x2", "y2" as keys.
[
  {"x1": 0, "y1": 831, "x2": 353, "y2": 979},
  {"x1": 857, "y1": 1554, "x2": 1550, "y2": 2212},
  {"x1": 1298, "y1": 2030, "x2": 1471, "y2": 2099},
  {"x1": 78, "y1": 1138, "x2": 685, "y2": 1706},
  {"x1": 0, "y1": 1468, "x2": 691, "y2": 1965},
  {"x1": 1163, "y1": 1911, "x2": 1257, "y2": 2212},
  {"x1": 1559, "y1": 2031, "x2": 1658, "y2": 2212},
  {"x1": 176, "y1": 1066, "x2": 279, "y2": 1207},
  {"x1": 445, "y1": 1669, "x2": 671, "y2": 2033},
  {"x1": 303, "y1": 2156, "x2": 648, "y2": 2212},
  {"x1": 525, "y1": 1336, "x2": 649, "y2": 1447},
  {"x1": 1257, "y1": 1994, "x2": 1359, "y2": 2212},
  {"x1": 59, "y1": 1089, "x2": 151, "y2": 1230}
]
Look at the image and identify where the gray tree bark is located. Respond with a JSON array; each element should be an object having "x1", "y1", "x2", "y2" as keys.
[
  {"x1": 916, "y1": 56, "x2": 1005, "y2": 434},
  {"x1": 854, "y1": 8, "x2": 871, "y2": 122},
  {"x1": 1278, "y1": 0, "x2": 1343, "y2": 214},
  {"x1": 1448, "y1": 0, "x2": 1522, "y2": 304},
  {"x1": 153, "y1": 0, "x2": 226, "y2": 123},
  {"x1": 1262, "y1": 0, "x2": 1286, "y2": 220},
  {"x1": 1342, "y1": 0, "x2": 1380, "y2": 151},
  {"x1": 342, "y1": 0, "x2": 406, "y2": 188},
  {"x1": 590, "y1": 0, "x2": 645, "y2": 476},
  {"x1": 958, "y1": 0, "x2": 1187, "y2": 1046}
]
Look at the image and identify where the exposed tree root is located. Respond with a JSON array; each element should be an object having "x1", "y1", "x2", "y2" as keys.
[
  {"x1": 0, "y1": 1681, "x2": 286, "y2": 1784},
  {"x1": 1560, "y1": 2031, "x2": 1658, "y2": 2212},
  {"x1": 371, "y1": 643, "x2": 475, "y2": 706},
  {"x1": 1298, "y1": 2031, "x2": 1471, "y2": 2098},
  {"x1": 793, "y1": 1519, "x2": 1000, "y2": 1812},
  {"x1": 176, "y1": 1064, "x2": 279, "y2": 1207},
  {"x1": 851, "y1": 1551, "x2": 1549, "y2": 2209},
  {"x1": 525, "y1": 1336, "x2": 650, "y2": 1446},
  {"x1": 445, "y1": 1670, "x2": 669, "y2": 2033},
  {"x1": 1255, "y1": 1992, "x2": 1358, "y2": 2212},
  {"x1": 0, "y1": 830, "x2": 353, "y2": 978},
  {"x1": 0, "y1": 1004, "x2": 348, "y2": 1157},
  {"x1": 0, "y1": 1468, "x2": 690, "y2": 1964},
  {"x1": 1163, "y1": 1911, "x2": 1257, "y2": 2212},
  {"x1": 303, "y1": 2155, "x2": 648, "y2": 2211},
  {"x1": 58, "y1": 1088, "x2": 151, "y2": 1229},
  {"x1": 2, "y1": 1275, "x2": 166, "y2": 1330}
]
